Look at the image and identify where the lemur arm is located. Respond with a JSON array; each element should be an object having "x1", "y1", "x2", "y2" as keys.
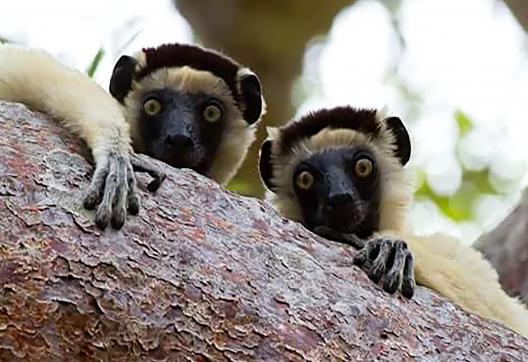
[
  {"x1": 383, "y1": 231, "x2": 528, "y2": 337},
  {"x1": 0, "y1": 45, "x2": 157, "y2": 229}
]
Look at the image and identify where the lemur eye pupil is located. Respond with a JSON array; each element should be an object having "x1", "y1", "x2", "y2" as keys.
[
  {"x1": 355, "y1": 158, "x2": 373, "y2": 177},
  {"x1": 296, "y1": 170, "x2": 314, "y2": 190},
  {"x1": 143, "y1": 98, "x2": 162, "y2": 116},
  {"x1": 203, "y1": 104, "x2": 222, "y2": 123}
]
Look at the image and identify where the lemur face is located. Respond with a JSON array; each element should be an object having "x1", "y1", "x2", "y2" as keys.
[
  {"x1": 138, "y1": 88, "x2": 226, "y2": 174},
  {"x1": 259, "y1": 106, "x2": 412, "y2": 238},
  {"x1": 292, "y1": 147, "x2": 381, "y2": 238},
  {"x1": 109, "y1": 43, "x2": 264, "y2": 184}
]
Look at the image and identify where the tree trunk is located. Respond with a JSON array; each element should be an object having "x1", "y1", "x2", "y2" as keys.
[
  {"x1": 503, "y1": 0, "x2": 528, "y2": 32},
  {"x1": 174, "y1": 0, "x2": 354, "y2": 198},
  {"x1": 475, "y1": 191, "x2": 528, "y2": 305},
  {"x1": 1, "y1": 101, "x2": 527, "y2": 361}
]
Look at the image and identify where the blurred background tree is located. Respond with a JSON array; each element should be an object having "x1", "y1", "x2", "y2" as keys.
[
  {"x1": 174, "y1": 0, "x2": 354, "y2": 197},
  {"x1": 1, "y1": 0, "x2": 527, "y2": 244}
]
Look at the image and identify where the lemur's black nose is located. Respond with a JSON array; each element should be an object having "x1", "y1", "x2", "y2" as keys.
[
  {"x1": 165, "y1": 135, "x2": 192, "y2": 150},
  {"x1": 327, "y1": 193, "x2": 354, "y2": 210}
]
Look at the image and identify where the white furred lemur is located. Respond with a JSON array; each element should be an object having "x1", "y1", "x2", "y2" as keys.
[
  {"x1": 259, "y1": 106, "x2": 528, "y2": 337},
  {"x1": 0, "y1": 43, "x2": 264, "y2": 229}
]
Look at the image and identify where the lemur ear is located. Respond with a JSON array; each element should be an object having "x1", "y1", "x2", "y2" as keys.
[
  {"x1": 238, "y1": 70, "x2": 263, "y2": 124},
  {"x1": 259, "y1": 139, "x2": 276, "y2": 191},
  {"x1": 384, "y1": 116, "x2": 411, "y2": 165},
  {"x1": 109, "y1": 55, "x2": 138, "y2": 103}
]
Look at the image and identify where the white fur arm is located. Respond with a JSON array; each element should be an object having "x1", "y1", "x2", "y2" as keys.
[
  {"x1": 0, "y1": 45, "x2": 139, "y2": 228},
  {"x1": 396, "y1": 231, "x2": 528, "y2": 337}
]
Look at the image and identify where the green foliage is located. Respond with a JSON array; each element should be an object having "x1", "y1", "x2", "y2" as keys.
[
  {"x1": 415, "y1": 169, "x2": 497, "y2": 221},
  {"x1": 454, "y1": 110, "x2": 472, "y2": 136},
  {"x1": 414, "y1": 110, "x2": 501, "y2": 221},
  {"x1": 86, "y1": 48, "x2": 105, "y2": 78},
  {"x1": 226, "y1": 178, "x2": 256, "y2": 196}
]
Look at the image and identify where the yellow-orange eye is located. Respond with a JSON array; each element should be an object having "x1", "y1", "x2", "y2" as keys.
[
  {"x1": 143, "y1": 98, "x2": 162, "y2": 116},
  {"x1": 296, "y1": 170, "x2": 314, "y2": 190},
  {"x1": 354, "y1": 158, "x2": 373, "y2": 178},
  {"x1": 203, "y1": 104, "x2": 222, "y2": 123}
]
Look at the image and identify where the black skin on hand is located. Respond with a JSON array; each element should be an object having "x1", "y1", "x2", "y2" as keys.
[
  {"x1": 313, "y1": 227, "x2": 415, "y2": 299},
  {"x1": 353, "y1": 237, "x2": 415, "y2": 299},
  {"x1": 130, "y1": 153, "x2": 166, "y2": 192},
  {"x1": 83, "y1": 152, "x2": 166, "y2": 230}
]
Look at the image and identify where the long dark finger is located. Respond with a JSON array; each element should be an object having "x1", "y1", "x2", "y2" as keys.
[
  {"x1": 342, "y1": 233, "x2": 366, "y2": 249},
  {"x1": 353, "y1": 238, "x2": 381, "y2": 267},
  {"x1": 83, "y1": 160, "x2": 109, "y2": 210},
  {"x1": 382, "y1": 240, "x2": 407, "y2": 294},
  {"x1": 130, "y1": 154, "x2": 166, "y2": 192},
  {"x1": 110, "y1": 159, "x2": 128, "y2": 229},
  {"x1": 368, "y1": 239, "x2": 393, "y2": 283},
  {"x1": 126, "y1": 162, "x2": 140, "y2": 215},
  {"x1": 95, "y1": 158, "x2": 119, "y2": 229},
  {"x1": 401, "y1": 253, "x2": 415, "y2": 299},
  {"x1": 313, "y1": 226, "x2": 365, "y2": 249}
]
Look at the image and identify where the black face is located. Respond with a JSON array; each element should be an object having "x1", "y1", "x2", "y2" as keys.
[
  {"x1": 138, "y1": 88, "x2": 225, "y2": 173},
  {"x1": 292, "y1": 148, "x2": 381, "y2": 239}
]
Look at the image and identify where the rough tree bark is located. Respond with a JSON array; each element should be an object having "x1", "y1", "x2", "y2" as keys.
[
  {"x1": 1, "y1": 101, "x2": 527, "y2": 361},
  {"x1": 475, "y1": 191, "x2": 528, "y2": 304},
  {"x1": 174, "y1": 0, "x2": 354, "y2": 198}
]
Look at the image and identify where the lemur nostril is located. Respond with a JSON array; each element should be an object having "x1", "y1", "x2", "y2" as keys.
[
  {"x1": 327, "y1": 193, "x2": 353, "y2": 209},
  {"x1": 165, "y1": 135, "x2": 193, "y2": 149}
]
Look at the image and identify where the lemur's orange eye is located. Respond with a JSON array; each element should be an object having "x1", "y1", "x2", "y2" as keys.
[
  {"x1": 354, "y1": 158, "x2": 373, "y2": 178},
  {"x1": 296, "y1": 170, "x2": 314, "y2": 190},
  {"x1": 203, "y1": 104, "x2": 223, "y2": 123},
  {"x1": 143, "y1": 98, "x2": 162, "y2": 116}
]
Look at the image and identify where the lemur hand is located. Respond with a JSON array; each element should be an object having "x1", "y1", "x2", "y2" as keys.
[
  {"x1": 313, "y1": 225, "x2": 366, "y2": 249},
  {"x1": 130, "y1": 153, "x2": 166, "y2": 192},
  {"x1": 353, "y1": 236, "x2": 415, "y2": 299},
  {"x1": 83, "y1": 152, "x2": 139, "y2": 229},
  {"x1": 83, "y1": 152, "x2": 164, "y2": 230}
]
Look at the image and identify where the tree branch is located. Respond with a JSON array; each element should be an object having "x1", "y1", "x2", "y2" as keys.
[{"x1": 1, "y1": 101, "x2": 527, "y2": 360}]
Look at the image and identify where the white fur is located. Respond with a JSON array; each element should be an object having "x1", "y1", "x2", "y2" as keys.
[{"x1": 0, "y1": 45, "x2": 130, "y2": 164}]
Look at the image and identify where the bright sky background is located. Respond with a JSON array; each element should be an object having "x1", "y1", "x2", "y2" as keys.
[{"x1": 1, "y1": 0, "x2": 527, "y2": 244}]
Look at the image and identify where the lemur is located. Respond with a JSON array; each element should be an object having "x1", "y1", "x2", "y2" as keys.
[
  {"x1": 0, "y1": 43, "x2": 265, "y2": 229},
  {"x1": 258, "y1": 106, "x2": 528, "y2": 337}
]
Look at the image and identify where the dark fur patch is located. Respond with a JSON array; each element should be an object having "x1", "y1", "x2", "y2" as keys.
[
  {"x1": 278, "y1": 107, "x2": 380, "y2": 154},
  {"x1": 109, "y1": 55, "x2": 138, "y2": 102},
  {"x1": 385, "y1": 116, "x2": 411, "y2": 165},
  {"x1": 136, "y1": 43, "x2": 242, "y2": 105},
  {"x1": 259, "y1": 139, "x2": 274, "y2": 190}
]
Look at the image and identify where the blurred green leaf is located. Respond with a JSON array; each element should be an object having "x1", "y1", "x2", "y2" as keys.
[
  {"x1": 462, "y1": 169, "x2": 496, "y2": 194},
  {"x1": 226, "y1": 178, "x2": 256, "y2": 196},
  {"x1": 86, "y1": 48, "x2": 105, "y2": 78},
  {"x1": 415, "y1": 181, "x2": 473, "y2": 221},
  {"x1": 415, "y1": 167, "x2": 499, "y2": 221},
  {"x1": 454, "y1": 110, "x2": 473, "y2": 136}
]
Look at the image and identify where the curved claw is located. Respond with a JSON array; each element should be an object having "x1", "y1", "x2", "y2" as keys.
[
  {"x1": 354, "y1": 236, "x2": 415, "y2": 299},
  {"x1": 130, "y1": 153, "x2": 166, "y2": 192}
]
